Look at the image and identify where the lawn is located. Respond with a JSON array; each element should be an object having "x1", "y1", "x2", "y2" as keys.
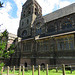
[{"x1": 2, "y1": 69, "x2": 75, "y2": 75}]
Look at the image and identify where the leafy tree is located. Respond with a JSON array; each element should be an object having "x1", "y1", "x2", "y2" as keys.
[
  {"x1": 0, "y1": 2, "x2": 14, "y2": 74},
  {"x1": 0, "y1": 1, "x2": 3, "y2": 8},
  {"x1": 0, "y1": 30, "x2": 14, "y2": 71}
]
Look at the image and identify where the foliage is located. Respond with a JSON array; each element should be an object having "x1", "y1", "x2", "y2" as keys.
[
  {"x1": 0, "y1": 30, "x2": 14, "y2": 71},
  {"x1": 0, "y1": 62, "x2": 4, "y2": 71},
  {"x1": 0, "y1": 2, "x2": 11, "y2": 72},
  {"x1": 2, "y1": 30, "x2": 8, "y2": 38},
  {"x1": 0, "y1": 1, "x2": 3, "y2": 8}
]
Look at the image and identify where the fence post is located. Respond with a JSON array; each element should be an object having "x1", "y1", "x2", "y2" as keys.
[
  {"x1": 70, "y1": 65, "x2": 72, "y2": 74},
  {"x1": 1, "y1": 67, "x2": 3, "y2": 75},
  {"x1": 32, "y1": 65, "x2": 34, "y2": 75},
  {"x1": 43, "y1": 68, "x2": 44, "y2": 72},
  {"x1": 22, "y1": 66, "x2": 25, "y2": 75},
  {"x1": 13, "y1": 66, "x2": 15, "y2": 74},
  {"x1": 7, "y1": 66, "x2": 9, "y2": 75},
  {"x1": 38, "y1": 65, "x2": 40, "y2": 75},
  {"x1": 56, "y1": 67, "x2": 58, "y2": 72},
  {"x1": 46, "y1": 64, "x2": 48, "y2": 75},
  {"x1": 62, "y1": 64, "x2": 65, "y2": 75},
  {"x1": 19, "y1": 66, "x2": 21, "y2": 75}
]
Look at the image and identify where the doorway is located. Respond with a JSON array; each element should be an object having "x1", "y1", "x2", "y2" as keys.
[
  {"x1": 25, "y1": 62, "x2": 27, "y2": 67},
  {"x1": 41, "y1": 63, "x2": 45, "y2": 69}
]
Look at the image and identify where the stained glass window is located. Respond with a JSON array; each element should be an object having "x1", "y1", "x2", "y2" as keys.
[
  {"x1": 69, "y1": 37, "x2": 74, "y2": 49},
  {"x1": 62, "y1": 17, "x2": 72, "y2": 29},
  {"x1": 22, "y1": 30, "x2": 27, "y2": 37},
  {"x1": 36, "y1": 22, "x2": 41, "y2": 34},
  {"x1": 37, "y1": 40, "x2": 49, "y2": 51},
  {"x1": 23, "y1": 42, "x2": 31, "y2": 52},
  {"x1": 65, "y1": 41, "x2": 69, "y2": 50},
  {"x1": 47, "y1": 24, "x2": 55, "y2": 33},
  {"x1": 57, "y1": 36, "x2": 74, "y2": 51},
  {"x1": 36, "y1": 28, "x2": 41, "y2": 34}
]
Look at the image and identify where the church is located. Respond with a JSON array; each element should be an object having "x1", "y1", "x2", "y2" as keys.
[{"x1": 9, "y1": 0, "x2": 75, "y2": 67}]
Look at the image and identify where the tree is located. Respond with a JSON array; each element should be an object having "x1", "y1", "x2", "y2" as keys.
[
  {"x1": 0, "y1": 30, "x2": 14, "y2": 71},
  {"x1": 0, "y1": 2, "x2": 14, "y2": 73},
  {"x1": 0, "y1": 1, "x2": 3, "y2": 8}
]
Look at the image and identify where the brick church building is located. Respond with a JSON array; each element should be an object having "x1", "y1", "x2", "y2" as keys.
[{"x1": 9, "y1": 0, "x2": 75, "y2": 67}]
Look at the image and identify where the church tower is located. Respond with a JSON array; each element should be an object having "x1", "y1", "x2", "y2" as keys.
[{"x1": 17, "y1": 0, "x2": 42, "y2": 39}]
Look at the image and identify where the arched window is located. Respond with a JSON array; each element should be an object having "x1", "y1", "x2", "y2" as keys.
[
  {"x1": 28, "y1": 8, "x2": 31, "y2": 14},
  {"x1": 36, "y1": 22, "x2": 41, "y2": 34},
  {"x1": 25, "y1": 62, "x2": 27, "y2": 67},
  {"x1": 22, "y1": 22, "x2": 24, "y2": 26},
  {"x1": 36, "y1": 22, "x2": 41, "y2": 28},
  {"x1": 27, "y1": 19, "x2": 29, "y2": 24},
  {"x1": 62, "y1": 17, "x2": 72, "y2": 29},
  {"x1": 47, "y1": 24, "x2": 55, "y2": 33},
  {"x1": 22, "y1": 30, "x2": 27, "y2": 37},
  {"x1": 23, "y1": 14, "x2": 25, "y2": 17},
  {"x1": 41, "y1": 63, "x2": 45, "y2": 69},
  {"x1": 35, "y1": 8, "x2": 38, "y2": 15},
  {"x1": 24, "y1": 10, "x2": 25, "y2": 13},
  {"x1": 23, "y1": 10, "x2": 25, "y2": 17}
]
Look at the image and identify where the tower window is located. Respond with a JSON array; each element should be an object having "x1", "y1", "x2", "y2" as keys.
[
  {"x1": 27, "y1": 19, "x2": 29, "y2": 24},
  {"x1": 22, "y1": 30, "x2": 27, "y2": 37},
  {"x1": 23, "y1": 11, "x2": 25, "y2": 17},
  {"x1": 28, "y1": 11, "x2": 31, "y2": 14},
  {"x1": 23, "y1": 14, "x2": 25, "y2": 17},
  {"x1": 35, "y1": 8, "x2": 38, "y2": 15},
  {"x1": 24, "y1": 10, "x2": 25, "y2": 13},
  {"x1": 28, "y1": 8, "x2": 31, "y2": 14},
  {"x1": 62, "y1": 18, "x2": 72, "y2": 29},
  {"x1": 22, "y1": 22, "x2": 24, "y2": 26}
]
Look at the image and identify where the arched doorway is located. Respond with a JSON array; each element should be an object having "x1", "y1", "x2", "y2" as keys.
[
  {"x1": 25, "y1": 62, "x2": 27, "y2": 67},
  {"x1": 41, "y1": 63, "x2": 45, "y2": 69}
]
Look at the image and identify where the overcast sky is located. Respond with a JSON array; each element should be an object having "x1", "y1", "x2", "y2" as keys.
[{"x1": 0, "y1": 0, "x2": 75, "y2": 35}]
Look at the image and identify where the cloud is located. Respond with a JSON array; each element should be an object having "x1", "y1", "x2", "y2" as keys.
[
  {"x1": 13, "y1": 0, "x2": 71, "y2": 19},
  {"x1": 0, "y1": 2, "x2": 12, "y2": 31},
  {"x1": 0, "y1": 2, "x2": 19, "y2": 34},
  {"x1": 0, "y1": 0, "x2": 26, "y2": 35},
  {"x1": 13, "y1": 0, "x2": 26, "y2": 18},
  {"x1": 37, "y1": 0, "x2": 72, "y2": 15},
  {"x1": 37, "y1": 0, "x2": 60, "y2": 15},
  {"x1": 59, "y1": 1, "x2": 71, "y2": 9}
]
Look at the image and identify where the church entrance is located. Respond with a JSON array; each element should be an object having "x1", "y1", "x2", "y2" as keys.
[
  {"x1": 25, "y1": 62, "x2": 27, "y2": 67},
  {"x1": 41, "y1": 63, "x2": 45, "y2": 69}
]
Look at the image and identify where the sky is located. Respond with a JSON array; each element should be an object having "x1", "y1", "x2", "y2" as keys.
[{"x1": 0, "y1": 0, "x2": 75, "y2": 35}]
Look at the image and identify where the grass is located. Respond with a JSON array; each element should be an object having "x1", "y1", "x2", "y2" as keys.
[{"x1": 2, "y1": 69, "x2": 75, "y2": 75}]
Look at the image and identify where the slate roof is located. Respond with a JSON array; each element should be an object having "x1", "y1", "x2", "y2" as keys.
[{"x1": 43, "y1": 3, "x2": 75, "y2": 23}]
